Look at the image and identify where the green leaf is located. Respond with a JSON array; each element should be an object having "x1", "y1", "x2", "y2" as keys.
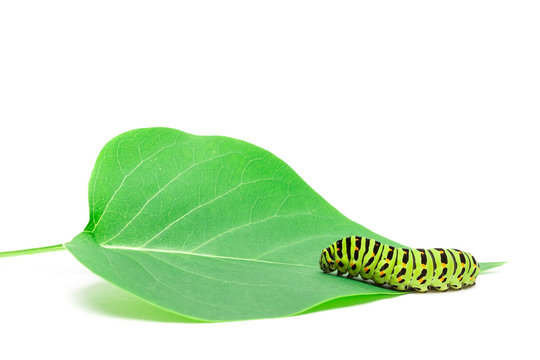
[
  {"x1": 65, "y1": 127, "x2": 499, "y2": 321},
  {"x1": 478, "y1": 261, "x2": 507, "y2": 273}
]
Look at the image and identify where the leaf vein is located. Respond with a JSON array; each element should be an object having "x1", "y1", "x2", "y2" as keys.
[
  {"x1": 137, "y1": 178, "x2": 279, "y2": 248},
  {"x1": 92, "y1": 142, "x2": 177, "y2": 231}
]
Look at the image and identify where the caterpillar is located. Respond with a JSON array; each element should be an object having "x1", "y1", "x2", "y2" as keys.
[{"x1": 319, "y1": 236, "x2": 479, "y2": 292}]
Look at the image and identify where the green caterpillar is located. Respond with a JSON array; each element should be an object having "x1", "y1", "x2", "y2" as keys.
[{"x1": 319, "y1": 236, "x2": 479, "y2": 292}]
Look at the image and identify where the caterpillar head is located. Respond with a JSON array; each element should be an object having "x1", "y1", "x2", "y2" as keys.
[{"x1": 319, "y1": 247, "x2": 337, "y2": 273}]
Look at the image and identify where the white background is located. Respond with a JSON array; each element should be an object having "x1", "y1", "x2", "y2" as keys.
[{"x1": 0, "y1": 1, "x2": 538, "y2": 359}]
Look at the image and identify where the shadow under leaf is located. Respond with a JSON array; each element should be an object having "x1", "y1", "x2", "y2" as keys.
[{"x1": 72, "y1": 281, "x2": 203, "y2": 323}]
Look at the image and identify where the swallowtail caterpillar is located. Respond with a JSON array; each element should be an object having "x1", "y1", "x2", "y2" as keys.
[{"x1": 319, "y1": 236, "x2": 479, "y2": 292}]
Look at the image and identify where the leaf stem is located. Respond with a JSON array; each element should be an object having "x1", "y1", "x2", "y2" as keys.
[{"x1": 0, "y1": 244, "x2": 66, "y2": 258}]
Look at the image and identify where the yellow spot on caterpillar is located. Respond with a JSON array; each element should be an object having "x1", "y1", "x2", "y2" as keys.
[
  {"x1": 440, "y1": 250, "x2": 444, "y2": 254},
  {"x1": 402, "y1": 262, "x2": 406, "y2": 267},
  {"x1": 461, "y1": 263, "x2": 465, "y2": 266},
  {"x1": 372, "y1": 252, "x2": 375, "y2": 257},
  {"x1": 364, "y1": 266, "x2": 370, "y2": 272},
  {"x1": 350, "y1": 262, "x2": 354, "y2": 266},
  {"x1": 441, "y1": 263, "x2": 447, "y2": 268},
  {"x1": 336, "y1": 248, "x2": 340, "y2": 251},
  {"x1": 458, "y1": 276, "x2": 463, "y2": 281},
  {"x1": 474, "y1": 264, "x2": 477, "y2": 268},
  {"x1": 379, "y1": 271, "x2": 385, "y2": 276},
  {"x1": 397, "y1": 276, "x2": 403, "y2": 282},
  {"x1": 458, "y1": 251, "x2": 462, "y2": 254},
  {"x1": 385, "y1": 258, "x2": 390, "y2": 263},
  {"x1": 440, "y1": 277, "x2": 445, "y2": 282},
  {"x1": 355, "y1": 247, "x2": 359, "y2": 251},
  {"x1": 420, "y1": 251, "x2": 425, "y2": 254},
  {"x1": 388, "y1": 248, "x2": 393, "y2": 252},
  {"x1": 418, "y1": 278, "x2": 425, "y2": 284},
  {"x1": 421, "y1": 264, "x2": 426, "y2": 268}
]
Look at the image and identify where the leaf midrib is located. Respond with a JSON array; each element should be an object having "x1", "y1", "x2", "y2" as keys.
[{"x1": 102, "y1": 244, "x2": 318, "y2": 268}]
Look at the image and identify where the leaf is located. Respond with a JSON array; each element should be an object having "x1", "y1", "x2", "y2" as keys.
[
  {"x1": 478, "y1": 261, "x2": 507, "y2": 273},
  {"x1": 65, "y1": 127, "x2": 497, "y2": 321}
]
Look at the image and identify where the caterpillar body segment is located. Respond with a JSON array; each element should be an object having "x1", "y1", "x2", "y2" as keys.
[{"x1": 319, "y1": 236, "x2": 479, "y2": 292}]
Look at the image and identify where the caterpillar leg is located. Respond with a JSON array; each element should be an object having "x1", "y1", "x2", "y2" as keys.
[
  {"x1": 431, "y1": 284, "x2": 449, "y2": 291},
  {"x1": 410, "y1": 282, "x2": 429, "y2": 292},
  {"x1": 391, "y1": 284, "x2": 410, "y2": 291}
]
